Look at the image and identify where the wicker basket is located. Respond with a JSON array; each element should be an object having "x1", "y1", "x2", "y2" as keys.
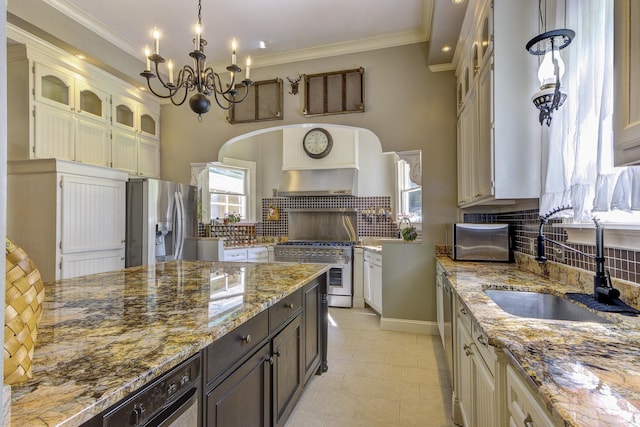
[{"x1": 5, "y1": 237, "x2": 45, "y2": 385}]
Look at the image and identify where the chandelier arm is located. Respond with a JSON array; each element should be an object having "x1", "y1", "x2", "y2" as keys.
[
  {"x1": 151, "y1": 59, "x2": 173, "y2": 91},
  {"x1": 210, "y1": 90, "x2": 235, "y2": 110},
  {"x1": 169, "y1": 85, "x2": 190, "y2": 106},
  {"x1": 227, "y1": 83, "x2": 252, "y2": 104},
  {"x1": 209, "y1": 69, "x2": 231, "y2": 96},
  {"x1": 145, "y1": 77, "x2": 180, "y2": 100},
  {"x1": 179, "y1": 65, "x2": 198, "y2": 91}
]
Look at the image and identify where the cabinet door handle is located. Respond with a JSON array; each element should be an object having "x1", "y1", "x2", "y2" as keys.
[
  {"x1": 285, "y1": 303, "x2": 294, "y2": 310},
  {"x1": 463, "y1": 343, "x2": 473, "y2": 356},
  {"x1": 477, "y1": 335, "x2": 487, "y2": 346},
  {"x1": 241, "y1": 334, "x2": 252, "y2": 344},
  {"x1": 274, "y1": 349, "x2": 281, "y2": 357},
  {"x1": 524, "y1": 413, "x2": 534, "y2": 427},
  {"x1": 460, "y1": 307, "x2": 467, "y2": 315}
]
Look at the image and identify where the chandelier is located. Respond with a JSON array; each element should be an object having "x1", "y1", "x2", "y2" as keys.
[
  {"x1": 525, "y1": 0, "x2": 574, "y2": 126},
  {"x1": 140, "y1": 0, "x2": 254, "y2": 120}
]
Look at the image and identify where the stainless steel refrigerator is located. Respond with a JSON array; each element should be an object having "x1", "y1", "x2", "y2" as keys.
[{"x1": 126, "y1": 178, "x2": 198, "y2": 267}]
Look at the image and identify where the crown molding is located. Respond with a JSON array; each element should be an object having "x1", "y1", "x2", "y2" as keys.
[
  {"x1": 41, "y1": 0, "x2": 140, "y2": 59},
  {"x1": 429, "y1": 62, "x2": 455, "y2": 72},
  {"x1": 217, "y1": 30, "x2": 428, "y2": 70}
]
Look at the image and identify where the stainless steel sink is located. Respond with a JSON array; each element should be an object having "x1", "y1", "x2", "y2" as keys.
[{"x1": 484, "y1": 290, "x2": 611, "y2": 323}]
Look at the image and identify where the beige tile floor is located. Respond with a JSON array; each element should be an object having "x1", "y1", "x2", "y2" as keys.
[{"x1": 285, "y1": 307, "x2": 454, "y2": 427}]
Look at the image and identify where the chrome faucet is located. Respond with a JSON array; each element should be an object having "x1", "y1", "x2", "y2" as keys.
[{"x1": 536, "y1": 207, "x2": 620, "y2": 303}]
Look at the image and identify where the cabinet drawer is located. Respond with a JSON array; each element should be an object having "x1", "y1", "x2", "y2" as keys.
[
  {"x1": 506, "y1": 364, "x2": 555, "y2": 427},
  {"x1": 457, "y1": 297, "x2": 472, "y2": 332},
  {"x1": 223, "y1": 249, "x2": 247, "y2": 261},
  {"x1": 472, "y1": 321, "x2": 496, "y2": 378},
  {"x1": 247, "y1": 247, "x2": 268, "y2": 259},
  {"x1": 270, "y1": 289, "x2": 302, "y2": 333},
  {"x1": 206, "y1": 310, "x2": 268, "y2": 385}
]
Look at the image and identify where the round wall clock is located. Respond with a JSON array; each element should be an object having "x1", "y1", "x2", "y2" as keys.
[{"x1": 302, "y1": 128, "x2": 333, "y2": 159}]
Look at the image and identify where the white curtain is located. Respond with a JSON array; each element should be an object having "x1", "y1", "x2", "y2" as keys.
[{"x1": 539, "y1": 0, "x2": 640, "y2": 221}]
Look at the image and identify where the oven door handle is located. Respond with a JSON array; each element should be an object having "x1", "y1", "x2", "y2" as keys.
[{"x1": 154, "y1": 386, "x2": 199, "y2": 427}]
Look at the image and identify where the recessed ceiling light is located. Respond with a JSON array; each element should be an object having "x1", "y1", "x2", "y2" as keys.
[
  {"x1": 259, "y1": 41, "x2": 267, "y2": 49},
  {"x1": 441, "y1": 45, "x2": 452, "y2": 52},
  {"x1": 451, "y1": 0, "x2": 465, "y2": 4}
]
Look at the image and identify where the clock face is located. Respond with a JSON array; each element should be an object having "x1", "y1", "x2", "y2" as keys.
[{"x1": 303, "y1": 128, "x2": 333, "y2": 159}]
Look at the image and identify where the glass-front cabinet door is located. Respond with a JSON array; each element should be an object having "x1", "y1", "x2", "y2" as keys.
[
  {"x1": 34, "y1": 63, "x2": 74, "y2": 110},
  {"x1": 75, "y1": 81, "x2": 110, "y2": 166},
  {"x1": 139, "y1": 105, "x2": 159, "y2": 139},
  {"x1": 111, "y1": 94, "x2": 138, "y2": 132}
]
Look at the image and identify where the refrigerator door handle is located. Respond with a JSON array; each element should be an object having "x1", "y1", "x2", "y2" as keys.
[{"x1": 174, "y1": 191, "x2": 185, "y2": 260}]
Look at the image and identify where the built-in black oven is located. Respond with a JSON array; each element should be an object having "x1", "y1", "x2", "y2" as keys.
[{"x1": 82, "y1": 353, "x2": 201, "y2": 427}]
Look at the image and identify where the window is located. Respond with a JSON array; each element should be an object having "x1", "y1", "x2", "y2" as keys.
[
  {"x1": 204, "y1": 164, "x2": 248, "y2": 223},
  {"x1": 540, "y1": 0, "x2": 640, "y2": 225},
  {"x1": 396, "y1": 151, "x2": 422, "y2": 225}
]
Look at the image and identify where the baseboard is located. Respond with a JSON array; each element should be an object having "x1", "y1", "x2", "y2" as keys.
[
  {"x1": 379, "y1": 317, "x2": 438, "y2": 335},
  {"x1": 352, "y1": 297, "x2": 365, "y2": 309}
]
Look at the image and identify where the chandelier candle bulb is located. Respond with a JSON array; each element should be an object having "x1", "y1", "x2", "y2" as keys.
[
  {"x1": 144, "y1": 46, "x2": 151, "y2": 71},
  {"x1": 168, "y1": 60, "x2": 174, "y2": 84},
  {"x1": 232, "y1": 39, "x2": 237, "y2": 64},
  {"x1": 246, "y1": 57, "x2": 251, "y2": 80},
  {"x1": 195, "y1": 23, "x2": 201, "y2": 50},
  {"x1": 152, "y1": 27, "x2": 160, "y2": 55}
]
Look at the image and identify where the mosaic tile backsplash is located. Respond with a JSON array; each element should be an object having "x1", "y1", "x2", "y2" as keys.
[
  {"x1": 464, "y1": 209, "x2": 640, "y2": 285},
  {"x1": 260, "y1": 196, "x2": 398, "y2": 239}
]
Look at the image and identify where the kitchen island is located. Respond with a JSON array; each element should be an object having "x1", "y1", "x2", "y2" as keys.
[
  {"x1": 437, "y1": 256, "x2": 640, "y2": 427},
  {"x1": 8, "y1": 260, "x2": 329, "y2": 426}
]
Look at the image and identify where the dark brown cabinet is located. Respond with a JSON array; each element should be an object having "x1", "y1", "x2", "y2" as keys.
[
  {"x1": 302, "y1": 278, "x2": 322, "y2": 383},
  {"x1": 206, "y1": 343, "x2": 271, "y2": 427},
  {"x1": 272, "y1": 313, "x2": 303, "y2": 427},
  {"x1": 204, "y1": 274, "x2": 328, "y2": 427}
]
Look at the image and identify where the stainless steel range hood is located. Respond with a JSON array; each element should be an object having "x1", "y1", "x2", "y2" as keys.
[{"x1": 278, "y1": 168, "x2": 358, "y2": 197}]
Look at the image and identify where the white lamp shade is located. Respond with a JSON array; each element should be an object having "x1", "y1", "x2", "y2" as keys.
[{"x1": 538, "y1": 49, "x2": 565, "y2": 88}]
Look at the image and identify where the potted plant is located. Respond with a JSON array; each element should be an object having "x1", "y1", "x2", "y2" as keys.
[{"x1": 224, "y1": 212, "x2": 241, "y2": 224}]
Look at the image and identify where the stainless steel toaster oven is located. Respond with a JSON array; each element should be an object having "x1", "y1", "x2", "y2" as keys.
[{"x1": 447, "y1": 223, "x2": 512, "y2": 262}]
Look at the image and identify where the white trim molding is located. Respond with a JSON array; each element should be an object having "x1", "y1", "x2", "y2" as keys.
[
  {"x1": 379, "y1": 317, "x2": 437, "y2": 335},
  {"x1": 560, "y1": 223, "x2": 640, "y2": 251}
]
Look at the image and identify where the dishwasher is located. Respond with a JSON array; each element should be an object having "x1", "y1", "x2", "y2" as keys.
[{"x1": 82, "y1": 353, "x2": 201, "y2": 427}]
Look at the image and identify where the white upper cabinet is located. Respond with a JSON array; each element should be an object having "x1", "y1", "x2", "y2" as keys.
[
  {"x1": 6, "y1": 31, "x2": 161, "y2": 177},
  {"x1": 111, "y1": 94, "x2": 160, "y2": 178},
  {"x1": 455, "y1": 0, "x2": 540, "y2": 207},
  {"x1": 32, "y1": 62, "x2": 111, "y2": 167},
  {"x1": 614, "y1": 0, "x2": 640, "y2": 165}
]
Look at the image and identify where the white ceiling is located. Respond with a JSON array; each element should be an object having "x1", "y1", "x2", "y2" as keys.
[{"x1": 39, "y1": 0, "x2": 465, "y2": 71}]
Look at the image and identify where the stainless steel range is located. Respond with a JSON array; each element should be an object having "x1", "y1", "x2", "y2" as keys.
[
  {"x1": 274, "y1": 208, "x2": 357, "y2": 308},
  {"x1": 274, "y1": 242, "x2": 354, "y2": 308}
]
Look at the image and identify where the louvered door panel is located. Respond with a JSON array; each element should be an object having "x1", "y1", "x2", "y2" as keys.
[{"x1": 60, "y1": 174, "x2": 125, "y2": 254}]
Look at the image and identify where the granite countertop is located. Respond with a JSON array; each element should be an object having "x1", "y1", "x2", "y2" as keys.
[
  {"x1": 436, "y1": 256, "x2": 640, "y2": 427},
  {"x1": 9, "y1": 260, "x2": 329, "y2": 427}
]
